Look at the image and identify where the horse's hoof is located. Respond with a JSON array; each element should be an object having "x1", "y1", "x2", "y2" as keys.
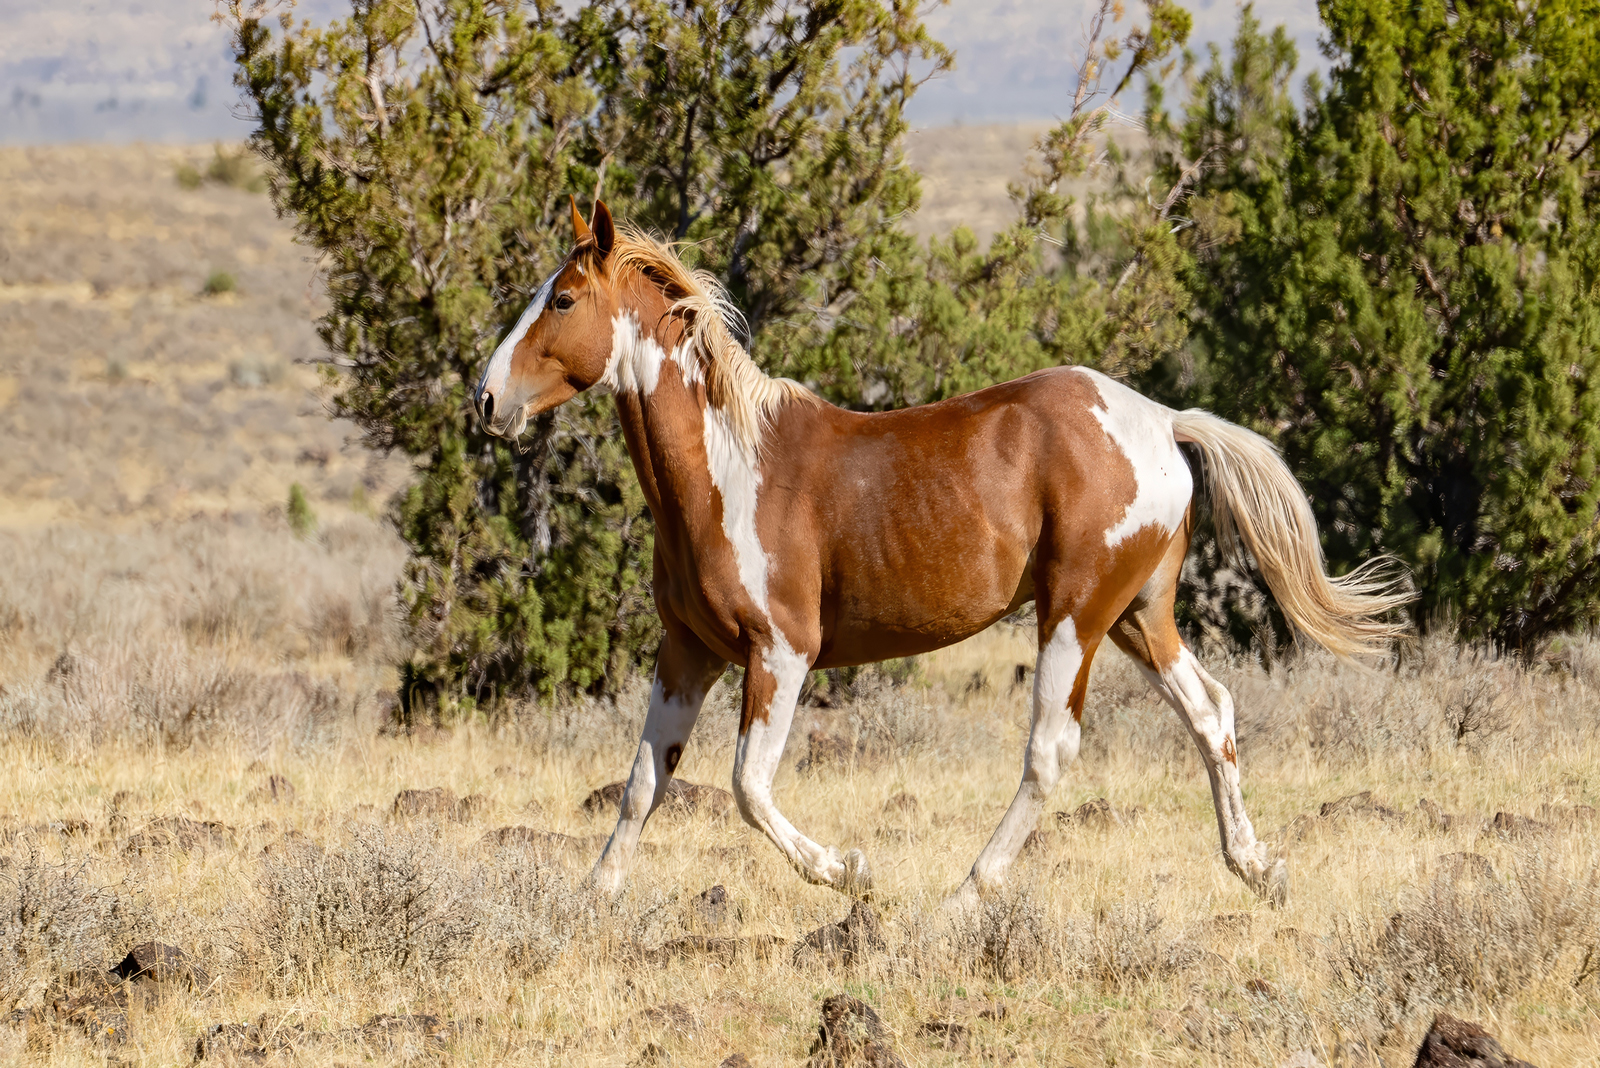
[{"x1": 841, "y1": 849, "x2": 873, "y2": 899}]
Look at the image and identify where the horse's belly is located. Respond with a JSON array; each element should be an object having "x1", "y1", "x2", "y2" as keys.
[{"x1": 814, "y1": 539, "x2": 1033, "y2": 667}]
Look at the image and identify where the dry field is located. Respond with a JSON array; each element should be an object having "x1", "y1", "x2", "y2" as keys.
[{"x1": 1, "y1": 142, "x2": 1598, "y2": 1067}]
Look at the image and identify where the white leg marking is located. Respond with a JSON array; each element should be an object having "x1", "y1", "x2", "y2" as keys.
[
  {"x1": 963, "y1": 621, "x2": 1084, "y2": 896},
  {"x1": 1080, "y1": 368, "x2": 1192, "y2": 548},
  {"x1": 732, "y1": 637, "x2": 867, "y2": 890},
  {"x1": 477, "y1": 268, "x2": 559, "y2": 402},
  {"x1": 591, "y1": 673, "x2": 710, "y2": 895},
  {"x1": 1148, "y1": 646, "x2": 1282, "y2": 902}
]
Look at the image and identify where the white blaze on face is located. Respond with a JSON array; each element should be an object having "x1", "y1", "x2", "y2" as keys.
[
  {"x1": 1082, "y1": 369, "x2": 1192, "y2": 548},
  {"x1": 477, "y1": 268, "x2": 560, "y2": 407}
]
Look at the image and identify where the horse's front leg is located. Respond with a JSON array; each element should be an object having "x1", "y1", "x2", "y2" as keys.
[
  {"x1": 590, "y1": 627, "x2": 726, "y2": 895},
  {"x1": 732, "y1": 636, "x2": 872, "y2": 896}
]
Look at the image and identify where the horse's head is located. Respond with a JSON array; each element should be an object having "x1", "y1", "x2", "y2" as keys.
[{"x1": 475, "y1": 198, "x2": 622, "y2": 439}]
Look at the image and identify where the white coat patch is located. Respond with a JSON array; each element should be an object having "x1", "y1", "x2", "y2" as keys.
[
  {"x1": 703, "y1": 403, "x2": 769, "y2": 613},
  {"x1": 478, "y1": 268, "x2": 559, "y2": 403},
  {"x1": 1082, "y1": 369, "x2": 1192, "y2": 548},
  {"x1": 600, "y1": 312, "x2": 669, "y2": 397}
]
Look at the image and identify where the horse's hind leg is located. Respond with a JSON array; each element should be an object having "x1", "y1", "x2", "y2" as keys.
[
  {"x1": 1108, "y1": 550, "x2": 1288, "y2": 905},
  {"x1": 731, "y1": 637, "x2": 872, "y2": 896},
  {"x1": 952, "y1": 615, "x2": 1100, "y2": 909},
  {"x1": 590, "y1": 622, "x2": 726, "y2": 895}
]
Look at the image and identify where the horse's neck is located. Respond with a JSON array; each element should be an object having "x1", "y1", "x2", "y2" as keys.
[{"x1": 607, "y1": 308, "x2": 720, "y2": 522}]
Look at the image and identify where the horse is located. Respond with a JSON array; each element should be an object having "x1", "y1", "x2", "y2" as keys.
[{"x1": 474, "y1": 199, "x2": 1407, "y2": 908}]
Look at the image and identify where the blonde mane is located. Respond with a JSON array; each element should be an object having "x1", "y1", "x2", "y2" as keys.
[{"x1": 604, "y1": 228, "x2": 818, "y2": 452}]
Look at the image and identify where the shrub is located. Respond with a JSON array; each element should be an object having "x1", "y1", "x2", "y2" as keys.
[
  {"x1": 1331, "y1": 850, "x2": 1600, "y2": 1039},
  {"x1": 0, "y1": 845, "x2": 136, "y2": 1012},
  {"x1": 250, "y1": 827, "x2": 480, "y2": 993},
  {"x1": 202, "y1": 270, "x2": 236, "y2": 296},
  {"x1": 286, "y1": 483, "x2": 316, "y2": 540}
]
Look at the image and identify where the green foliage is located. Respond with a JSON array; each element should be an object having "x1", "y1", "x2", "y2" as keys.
[
  {"x1": 287, "y1": 482, "x2": 317, "y2": 539},
  {"x1": 1163, "y1": 1, "x2": 1600, "y2": 648},
  {"x1": 203, "y1": 271, "x2": 237, "y2": 296},
  {"x1": 227, "y1": 0, "x2": 947, "y2": 712},
  {"x1": 175, "y1": 162, "x2": 204, "y2": 190},
  {"x1": 231, "y1": 0, "x2": 1600, "y2": 708},
  {"x1": 796, "y1": 0, "x2": 1195, "y2": 409}
]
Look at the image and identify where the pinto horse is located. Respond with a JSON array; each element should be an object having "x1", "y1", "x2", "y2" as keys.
[{"x1": 475, "y1": 200, "x2": 1406, "y2": 907}]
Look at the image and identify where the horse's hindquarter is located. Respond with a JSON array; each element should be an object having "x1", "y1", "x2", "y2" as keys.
[{"x1": 765, "y1": 368, "x2": 1159, "y2": 667}]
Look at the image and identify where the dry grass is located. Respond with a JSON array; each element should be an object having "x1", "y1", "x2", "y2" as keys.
[
  {"x1": 2, "y1": 610, "x2": 1598, "y2": 1065},
  {"x1": 2, "y1": 142, "x2": 1597, "y2": 1066}
]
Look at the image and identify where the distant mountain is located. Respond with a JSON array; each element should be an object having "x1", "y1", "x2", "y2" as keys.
[{"x1": 1, "y1": 0, "x2": 1327, "y2": 145}]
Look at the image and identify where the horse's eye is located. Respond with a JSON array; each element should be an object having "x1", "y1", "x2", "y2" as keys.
[{"x1": 554, "y1": 292, "x2": 576, "y2": 311}]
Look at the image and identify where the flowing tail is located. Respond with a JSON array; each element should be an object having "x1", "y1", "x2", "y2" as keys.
[{"x1": 1171, "y1": 409, "x2": 1411, "y2": 661}]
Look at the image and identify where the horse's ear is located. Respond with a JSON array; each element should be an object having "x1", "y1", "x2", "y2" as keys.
[
  {"x1": 570, "y1": 195, "x2": 593, "y2": 245},
  {"x1": 590, "y1": 199, "x2": 615, "y2": 259}
]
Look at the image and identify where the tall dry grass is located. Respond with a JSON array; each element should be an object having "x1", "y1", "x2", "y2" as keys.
[{"x1": 2, "y1": 543, "x2": 1598, "y2": 1065}]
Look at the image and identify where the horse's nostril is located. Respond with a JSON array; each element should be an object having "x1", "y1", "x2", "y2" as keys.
[{"x1": 481, "y1": 392, "x2": 495, "y2": 427}]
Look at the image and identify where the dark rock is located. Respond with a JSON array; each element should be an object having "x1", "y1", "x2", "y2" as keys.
[
  {"x1": 580, "y1": 779, "x2": 734, "y2": 819},
  {"x1": 1321, "y1": 792, "x2": 1404, "y2": 824},
  {"x1": 794, "y1": 901, "x2": 885, "y2": 968},
  {"x1": 1417, "y1": 798, "x2": 1459, "y2": 832},
  {"x1": 1055, "y1": 797, "x2": 1140, "y2": 830},
  {"x1": 693, "y1": 884, "x2": 730, "y2": 929},
  {"x1": 1412, "y1": 1013, "x2": 1538, "y2": 1068},
  {"x1": 110, "y1": 942, "x2": 211, "y2": 992},
  {"x1": 1490, "y1": 811, "x2": 1552, "y2": 839},
  {"x1": 360, "y1": 1013, "x2": 454, "y2": 1052},
  {"x1": 122, "y1": 816, "x2": 232, "y2": 855},
  {"x1": 1436, "y1": 852, "x2": 1497, "y2": 881},
  {"x1": 643, "y1": 934, "x2": 786, "y2": 966},
  {"x1": 391, "y1": 787, "x2": 482, "y2": 823},
  {"x1": 882, "y1": 792, "x2": 920, "y2": 815},
  {"x1": 246, "y1": 775, "x2": 295, "y2": 805},
  {"x1": 918, "y1": 1019, "x2": 970, "y2": 1051},
  {"x1": 806, "y1": 994, "x2": 905, "y2": 1068}
]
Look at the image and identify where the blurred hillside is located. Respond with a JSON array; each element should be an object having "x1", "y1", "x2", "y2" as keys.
[
  {"x1": 0, "y1": 144, "x2": 409, "y2": 529},
  {"x1": 0, "y1": 128, "x2": 1083, "y2": 530}
]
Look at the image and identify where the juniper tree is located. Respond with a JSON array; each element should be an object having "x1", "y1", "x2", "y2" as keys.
[
  {"x1": 227, "y1": 0, "x2": 947, "y2": 712},
  {"x1": 799, "y1": 0, "x2": 1195, "y2": 409},
  {"x1": 1165, "y1": 1, "x2": 1600, "y2": 647}
]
